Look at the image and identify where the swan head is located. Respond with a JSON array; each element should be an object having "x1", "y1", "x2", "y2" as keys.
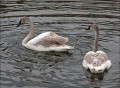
[
  {"x1": 17, "y1": 17, "x2": 30, "y2": 27},
  {"x1": 87, "y1": 23, "x2": 99, "y2": 31}
]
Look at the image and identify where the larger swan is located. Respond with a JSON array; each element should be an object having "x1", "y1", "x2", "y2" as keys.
[
  {"x1": 17, "y1": 17, "x2": 74, "y2": 51},
  {"x1": 82, "y1": 23, "x2": 111, "y2": 73}
]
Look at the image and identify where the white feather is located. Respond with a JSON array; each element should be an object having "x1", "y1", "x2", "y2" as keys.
[
  {"x1": 24, "y1": 43, "x2": 74, "y2": 51},
  {"x1": 28, "y1": 32, "x2": 51, "y2": 45}
]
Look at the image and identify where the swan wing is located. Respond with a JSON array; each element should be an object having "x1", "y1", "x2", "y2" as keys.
[
  {"x1": 95, "y1": 51, "x2": 111, "y2": 69},
  {"x1": 82, "y1": 51, "x2": 94, "y2": 69},
  {"x1": 28, "y1": 32, "x2": 68, "y2": 47},
  {"x1": 84, "y1": 51, "x2": 94, "y2": 64},
  {"x1": 84, "y1": 51, "x2": 108, "y2": 66},
  {"x1": 25, "y1": 32, "x2": 74, "y2": 51},
  {"x1": 95, "y1": 51, "x2": 108, "y2": 65},
  {"x1": 40, "y1": 32, "x2": 69, "y2": 47}
]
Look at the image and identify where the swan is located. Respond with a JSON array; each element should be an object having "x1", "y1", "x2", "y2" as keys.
[
  {"x1": 17, "y1": 17, "x2": 74, "y2": 51},
  {"x1": 82, "y1": 23, "x2": 111, "y2": 73}
]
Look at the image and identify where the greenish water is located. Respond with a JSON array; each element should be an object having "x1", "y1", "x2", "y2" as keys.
[{"x1": 0, "y1": 0, "x2": 120, "y2": 88}]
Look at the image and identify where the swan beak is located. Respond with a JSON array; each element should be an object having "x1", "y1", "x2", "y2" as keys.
[
  {"x1": 16, "y1": 19, "x2": 22, "y2": 27},
  {"x1": 87, "y1": 25, "x2": 91, "y2": 30}
]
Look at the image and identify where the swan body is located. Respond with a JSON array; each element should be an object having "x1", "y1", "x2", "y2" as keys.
[
  {"x1": 82, "y1": 23, "x2": 111, "y2": 73},
  {"x1": 83, "y1": 51, "x2": 111, "y2": 73},
  {"x1": 24, "y1": 32, "x2": 73, "y2": 51},
  {"x1": 17, "y1": 17, "x2": 74, "y2": 51}
]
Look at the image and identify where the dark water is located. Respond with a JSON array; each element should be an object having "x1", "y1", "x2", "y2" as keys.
[{"x1": 0, "y1": 0, "x2": 120, "y2": 88}]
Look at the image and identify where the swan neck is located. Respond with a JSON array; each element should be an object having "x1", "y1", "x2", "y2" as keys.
[
  {"x1": 93, "y1": 29, "x2": 99, "y2": 52},
  {"x1": 22, "y1": 21, "x2": 35, "y2": 45}
]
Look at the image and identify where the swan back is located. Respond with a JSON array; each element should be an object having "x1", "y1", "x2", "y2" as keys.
[
  {"x1": 83, "y1": 51, "x2": 111, "y2": 73},
  {"x1": 28, "y1": 32, "x2": 68, "y2": 46},
  {"x1": 25, "y1": 32, "x2": 74, "y2": 51}
]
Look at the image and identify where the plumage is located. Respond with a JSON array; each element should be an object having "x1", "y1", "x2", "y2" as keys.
[
  {"x1": 82, "y1": 23, "x2": 111, "y2": 73},
  {"x1": 17, "y1": 17, "x2": 74, "y2": 51}
]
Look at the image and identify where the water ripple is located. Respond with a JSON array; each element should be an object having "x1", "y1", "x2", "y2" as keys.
[{"x1": 0, "y1": 0, "x2": 119, "y2": 88}]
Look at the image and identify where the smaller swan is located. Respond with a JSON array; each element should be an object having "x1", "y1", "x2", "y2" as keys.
[
  {"x1": 17, "y1": 17, "x2": 74, "y2": 51},
  {"x1": 82, "y1": 23, "x2": 111, "y2": 73}
]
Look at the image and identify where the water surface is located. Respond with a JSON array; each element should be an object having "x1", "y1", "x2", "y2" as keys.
[{"x1": 0, "y1": 0, "x2": 120, "y2": 88}]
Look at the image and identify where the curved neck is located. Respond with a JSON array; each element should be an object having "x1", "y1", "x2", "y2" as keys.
[
  {"x1": 93, "y1": 29, "x2": 99, "y2": 52},
  {"x1": 22, "y1": 21, "x2": 35, "y2": 45}
]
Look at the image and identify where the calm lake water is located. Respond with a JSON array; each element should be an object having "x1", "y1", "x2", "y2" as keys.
[{"x1": 0, "y1": 0, "x2": 120, "y2": 88}]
